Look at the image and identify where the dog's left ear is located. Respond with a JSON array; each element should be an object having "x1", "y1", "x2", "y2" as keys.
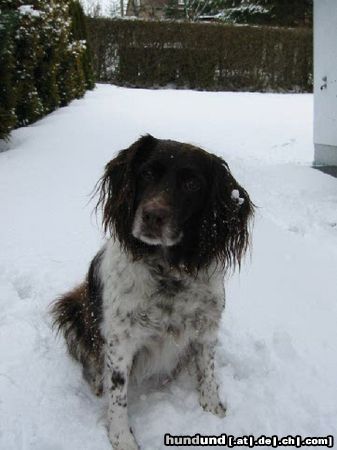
[{"x1": 199, "y1": 155, "x2": 254, "y2": 269}]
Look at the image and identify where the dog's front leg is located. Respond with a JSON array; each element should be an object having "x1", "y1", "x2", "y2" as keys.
[
  {"x1": 105, "y1": 333, "x2": 139, "y2": 450},
  {"x1": 195, "y1": 340, "x2": 226, "y2": 418}
]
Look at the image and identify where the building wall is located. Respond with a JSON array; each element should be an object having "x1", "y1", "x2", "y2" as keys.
[
  {"x1": 126, "y1": 0, "x2": 167, "y2": 18},
  {"x1": 314, "y1": 0, "x2": 337, "y2": 165}
]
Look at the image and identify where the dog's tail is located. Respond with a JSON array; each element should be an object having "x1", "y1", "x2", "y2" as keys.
[
  {"x1": 51, "y1": 283, "x2": 91, "y2": 361},
  {"x1": 51, "y1": 283, "x2": 104, "y2": 395}
]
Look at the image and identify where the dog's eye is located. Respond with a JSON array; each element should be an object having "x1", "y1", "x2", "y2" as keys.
[
  {"x1": 183, "y1": 177, "x2": 201, "y2": 192},
  {"x1": 141, "y1": 168, "x2": 155, "y2": 181}
]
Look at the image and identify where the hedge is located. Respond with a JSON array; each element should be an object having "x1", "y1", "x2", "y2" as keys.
[
  {"x1": 87, "y1": 18, "x2": 313, "y2": 93},
  {"x1": 0, "y1": 1, "x2": 94, "y2": 141}
]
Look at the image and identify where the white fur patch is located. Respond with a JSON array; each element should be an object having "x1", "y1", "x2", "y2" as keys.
[
  {"x1": 132, "y1": 206, "x2": 183, "y2": 247},
  {"x1": 99, "y1": 238, "x2": 225, "y2": 383},
  {"x1": 97, "y1": 238, "x2": 226, "y2": 449}
]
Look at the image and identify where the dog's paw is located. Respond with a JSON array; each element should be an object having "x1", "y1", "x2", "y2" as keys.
[
  {"x1": 109, "y1": 430, "x2": 139, "y2": 450},
  {"x1": 91, "y1": 380, "x2": 104, "y2": 397},
  {"x1": 200, "y1": 400, "x2": 227, "y2": 418},
  {"x1": 83, "y1": 366, "x2": 103, "y2": 397},
  {"x1": 114, "y1": 441, "x2": 139, "y2": 450}
]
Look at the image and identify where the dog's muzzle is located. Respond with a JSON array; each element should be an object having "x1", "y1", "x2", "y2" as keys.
[{"x1": 132, "y1": 197, "x2": 182, "y2": 247}]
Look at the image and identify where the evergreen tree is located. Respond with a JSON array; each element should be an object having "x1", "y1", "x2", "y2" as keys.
[
  {"x1": 165, "y1": 0, "x2": 183, "y2": 19},
  {"x1": 219, "y1": 0, "x2": 270, "y2": 24},
  {"x1": 0, "y1": 9, "x2": 17, "y2": 140},
  {"x1": 57, "y1": 0, "x2": 91, "y2": 105},
  {"x1": 219, "y1": 0, "x2": 313, "y2": 27},
  {"x1": 269, "y1": 0, "x2": 313, "y2": 26},
  {"x1": 69, "y1": 0, "x2": 95, "y2": 90},
  {"x1": 0, "y1": 0, "x2": 95, "y2": 141},
  {"x1": 14, "y1": 2, "x2": 44, "y2": 126},
  {"x1": 35, "y1": 2, "x2": 63, "y2": 114},
  {"x1": 165, "y1": 0, "x2": 222, "y2": 20}
]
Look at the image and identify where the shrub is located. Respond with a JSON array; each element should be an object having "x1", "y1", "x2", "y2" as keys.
[
  {"x1": 0, "y1": 0, "x2": 94, "y2": 141},
  {"x1": 87, "y1": 18, "x2": 313, "y2": 93},
  {"x1": 15, "y1": 3, "x2": 44, "y2": 126},
  {"x1": 0, "y1": 10, "x2": 18, "y2": 140},
  {"x1": 69, "y1": 0, "x2": 95, "y2": 90}
]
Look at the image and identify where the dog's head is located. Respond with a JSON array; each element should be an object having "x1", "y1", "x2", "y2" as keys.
[{"x1": 96, "y1": 135, "x2": 253, "y2": 272}]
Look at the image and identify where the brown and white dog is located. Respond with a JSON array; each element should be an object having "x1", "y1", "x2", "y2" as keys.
[{"x1": 52, "y1": 135, "x2": 253, "y2": 450}]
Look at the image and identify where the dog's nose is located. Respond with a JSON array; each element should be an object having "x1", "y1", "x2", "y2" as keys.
[{"x1": 142, "y1": 206, "x2": 170, "y2": 230}]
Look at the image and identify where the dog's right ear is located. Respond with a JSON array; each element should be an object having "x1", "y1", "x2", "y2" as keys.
[{"x1": 95, "y1": 135, "x2": 157, "y2": 241}]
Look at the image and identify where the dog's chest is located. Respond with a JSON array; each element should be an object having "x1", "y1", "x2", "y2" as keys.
[
  {"x1": 128, "y1": 265, "x2": 224, "y2": 380},
  {"x1": 100, "y1": 241, "x2": 224, "y2": 376},
  {"x1": 100, "y1": 242, "x2": 224, "y2": 381},
  {"x1": 138, "y1": 270, "x2": 222, "y2": 337}
]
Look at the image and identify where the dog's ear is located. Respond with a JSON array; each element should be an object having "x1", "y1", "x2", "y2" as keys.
[
  {"x1": 199, "y1": 155, "x2": 254, "y2": 270},
  {"x1": 96, "y1": 135, "x2": 157, "y2": 243}
]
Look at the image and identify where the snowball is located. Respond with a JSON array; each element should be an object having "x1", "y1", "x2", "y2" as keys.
[
  {"x1": 231, "y1": 189, "x2": 245, "y2": 206},
  {"x1": 231, "y1": 189, "x2": 240, "y2": 199}
]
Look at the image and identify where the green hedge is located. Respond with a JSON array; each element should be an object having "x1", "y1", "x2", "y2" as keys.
[
  {"x1": 87, "y1": 18, "x2": 313, "y2": 93},
  {"x1": 0, "y1": 1, "x2": 94, "y2": 141}
]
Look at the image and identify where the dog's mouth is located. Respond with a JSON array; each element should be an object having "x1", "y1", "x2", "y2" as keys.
[
  {"x1": 133, "y1": 230, "x2": 183, "y2": 247},
  {"x1": 132, "y1": 203, "x2": 183, "y2": 247}
]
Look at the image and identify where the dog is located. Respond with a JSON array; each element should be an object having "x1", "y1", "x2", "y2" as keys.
[{"x1": 52, "y1": 135, "x2": 253, "y2": 450}]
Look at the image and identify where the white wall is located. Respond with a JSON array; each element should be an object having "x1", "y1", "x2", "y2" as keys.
[{"x1": 314, "y1": 0, "x2": 337, "y2": 165}]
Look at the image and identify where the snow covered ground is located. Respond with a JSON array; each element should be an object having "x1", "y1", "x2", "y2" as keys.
[{"x1": 0, "y1": 85, "x2": 336, "y2": 450}]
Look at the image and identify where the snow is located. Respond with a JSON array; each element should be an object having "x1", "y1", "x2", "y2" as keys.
[
  {"x1": 18, "y1": 5, "x2": 42, "y2": 18},
  {"x1": 0, "y1": 85, "x2": 336, "y2": 449},
  {"x1": 231, "y1": 189, "x2": 244, "y2": 205}
]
